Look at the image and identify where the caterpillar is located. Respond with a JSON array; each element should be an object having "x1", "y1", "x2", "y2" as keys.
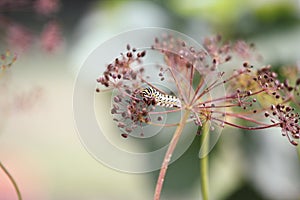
[{"x1": 140, "y1": 87, "x2": 182, "y2": 108}]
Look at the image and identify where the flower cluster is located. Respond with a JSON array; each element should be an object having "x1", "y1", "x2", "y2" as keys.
[
  {"x1": 96, "y1": 45, "x2": 156, "y2": 138},
  {"x1": 267, "y1": 104, "x2": 300, "y2": 145},
  {"x1": 96, "y1": 44, "x2": 146, "y2": 89}
]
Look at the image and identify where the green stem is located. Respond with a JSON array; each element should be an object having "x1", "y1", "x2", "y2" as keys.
[
  {"x1": 297, "y1": 145, "x2": 300, "y2": 161},
  {"x1": 154, "y1": 110, "x2": 191, "y2": 200},
  {"x1": 200, "y1": 122, "x2": 209, "y2": 200},
  {"x1": 0, "y1": 161, "x2": 22, "y2": 200}
]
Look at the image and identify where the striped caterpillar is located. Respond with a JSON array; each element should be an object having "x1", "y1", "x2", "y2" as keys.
[{"x1": 140, "y1": 87, "x2": 182, "y2": 108}]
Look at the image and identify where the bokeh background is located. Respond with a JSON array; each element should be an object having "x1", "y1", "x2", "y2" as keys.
[{"x1": 0, "y1": 0, "x2": 300, "y2": 199}]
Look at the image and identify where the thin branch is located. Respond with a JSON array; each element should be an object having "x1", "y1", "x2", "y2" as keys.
[
  {"x1": 148, "y1": 108, "x2": 182, "y2": 115},
  {"x1": 0, "y1": 161, "x2": 22, "y2": 200},
  {"x1": 211, "y1": 117, "x2": 280, "y2": 130},
  {"x1": 212, "y1": 111, "x2": 272, "y2": 126},
  {"x1": 146, "y1": 121, "x2": 179, "y2": 127}
]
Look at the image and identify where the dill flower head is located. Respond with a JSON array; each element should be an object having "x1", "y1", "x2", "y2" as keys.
[{"x1": 73, "y1": 28, "x2": 300, "y2": 176}]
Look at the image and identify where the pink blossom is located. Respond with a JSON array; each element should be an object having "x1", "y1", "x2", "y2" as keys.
[
  {"x1": 6, "y1": 24, "x2": 32, "y2": 52},
  {"x1": 0, "y1": 0, "x2": 29, "y2": 10},
  {"x1": 40, "y1": 21, "x2": 62, "y2": 52},
  {"x1": 34, "y1": 0, "x2": 60, "y2": 16}
]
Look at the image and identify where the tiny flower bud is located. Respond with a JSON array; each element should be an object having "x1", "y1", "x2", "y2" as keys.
[
  {"x1": 118, "y1": 122, "x2": 125, "y2": 128},
  {"x1": 243, "y1": 61, "x2": 249, "y2": 67},
  {"x1": 125, "y1": 127, "x2": 132, "y2": 133},
  {"x1": 112, "y1": 108, "x2": 118, "y2": 114},
  {"x1": 225, "y1": 55, "x2": 231, "y2": 62},
  {"x1": 127, "y1": 52, "x2": 132, "y2": 58},
  {"x1": 186, "y1": 62, "x2": 193, "y2": 68},
  {"x1": 291, "y1": 140, "x2": 298, "y2": 146},
  {"x1": 271, "y1": 105, "x2": 275, "y2": 110},
  {"x1": 126, "y1": 44, "x2": 131, "y2": 50}
]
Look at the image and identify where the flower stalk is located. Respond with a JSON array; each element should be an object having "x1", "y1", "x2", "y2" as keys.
[
  {"x1": 200, "y1": 122, "x2": 210, "y2": 200},
  {"x1": 154, "y1": 110, "x2": 191, "y2": 200},
  {"x1": 0, "y1": 161, "x2": 22, "y2": 200}
]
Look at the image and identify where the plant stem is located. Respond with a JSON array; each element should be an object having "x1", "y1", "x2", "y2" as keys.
[
  {"x1": 0, "y1": 161, "x2": 22, "y2": 200},
  {"x1": 297, "y1": 146, "x2": 300, "y2": 161},
  {"x1": 154, "y1": 110, "x2": 191, "y2": 200},
  {"x1": 200, "y1": 122, "x2": 209, "y2": 200}
]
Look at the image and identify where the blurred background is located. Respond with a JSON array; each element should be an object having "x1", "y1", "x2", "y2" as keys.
[{"x1": 0, "y1": 0, "x2": 300, "y2": 199}]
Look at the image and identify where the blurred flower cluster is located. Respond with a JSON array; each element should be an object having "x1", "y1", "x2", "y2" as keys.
[
  {"x1": 0, "y1": 50, "x2": 42, "y2": 118},
  {"x1": 0, "y1": 49, "x2": 16, "y2": 72},
  {"x1": 0, "y1": 0, "x2": 62, "y2": 53}
]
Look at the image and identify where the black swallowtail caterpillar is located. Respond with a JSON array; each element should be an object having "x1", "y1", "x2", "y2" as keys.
[{"x1": 140, "y1": 87, "x2": 182, "y2": 108}]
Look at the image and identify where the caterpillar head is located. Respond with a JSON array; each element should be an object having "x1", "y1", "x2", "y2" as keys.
[{"x1": 140, "y1": 87, "x2": 154, "y2": 98}]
